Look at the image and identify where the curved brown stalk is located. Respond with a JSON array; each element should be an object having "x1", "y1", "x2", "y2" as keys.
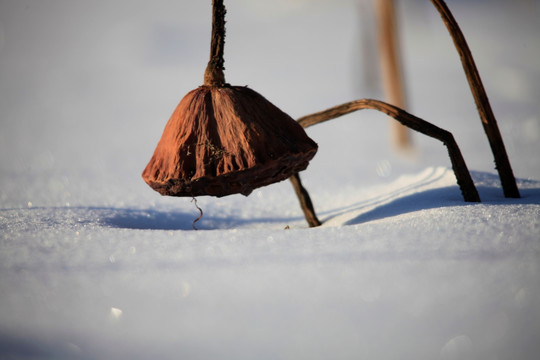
[
  {"x1": 429, "y1": 0, "x2": 519, "y2": 198},
  {"x1": 291, "y1": 99, "x2": 480, "y2": 227}
]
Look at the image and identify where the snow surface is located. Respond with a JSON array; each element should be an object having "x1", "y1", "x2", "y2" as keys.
[{"x1": 1, "y1": 0, "x2": 540, "y2": 359}]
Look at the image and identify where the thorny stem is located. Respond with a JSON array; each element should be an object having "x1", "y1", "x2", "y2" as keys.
[
  {"x1": 430, "y1": 0, "x2": 519, "y2": 198},
  {"x1": 204, "y1": 0, "x2": 226, "y2": 87},
  {"x1": 291, "y1": 99, "x2": 481, "y2": 227}
]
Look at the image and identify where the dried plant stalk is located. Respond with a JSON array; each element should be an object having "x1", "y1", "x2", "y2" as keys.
[
  {"x1": 204, "y1": 0, "x2": 226, "y2": 87},
  {"x1": 430, "y1": 0, "x2": 519, "y2": 198},
  {"x1": 291, "y1": 99, "x2": 481, "y2": 227},
  {"x1": 298, "y1": 99, "x2": 479, "y2": 202},
  {"x1": 290, "y1": 173, "x2": 321, "y2": 227},
  {"x1": 374, "y1": 0, "x2": 411, "y2": 149}
]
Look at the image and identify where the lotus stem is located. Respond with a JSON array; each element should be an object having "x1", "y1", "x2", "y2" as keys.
[
  {"x1": 429, "y1": 0, "x2": 519, "y2": 198},
  {"x1": 290, "y1": 173, "x2": 321, "y2": 227},
  {"x1": 291, "y1": 99, "x2": 481, "y2": 227},
  {"x1": 204, "y1": 0, "x2": 226, "y2": 87},
  {"x1": 374, "y1": 0, "x2": 412, "y2": 150}
]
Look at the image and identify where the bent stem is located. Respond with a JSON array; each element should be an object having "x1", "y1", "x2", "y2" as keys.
[
  {"x1": 430, "y1": 0, "x2": 519, "y2": 198},
  {"x1": 291, "y1": 99, "x2": 480, "y2": 227}
]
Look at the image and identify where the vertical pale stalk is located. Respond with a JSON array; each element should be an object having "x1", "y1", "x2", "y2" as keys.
[{"x1": 374, "y1": 0, "x2": 412, "y2": 149}]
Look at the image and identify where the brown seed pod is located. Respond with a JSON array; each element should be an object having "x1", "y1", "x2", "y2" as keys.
[
  {"x1": 142, "y1": 85, "x2": 317, "y2": 197},
  {"x1": 142, "y1": 0, "x2": 317, "y2": 197}
]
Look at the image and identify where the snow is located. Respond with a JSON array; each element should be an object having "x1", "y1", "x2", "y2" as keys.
[{"x1": 1, "y1": 0, "x2": 539, "y2": 359}]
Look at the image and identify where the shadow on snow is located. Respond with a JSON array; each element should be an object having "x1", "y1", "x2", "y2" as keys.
[
  {"x1": 104, "y1": 208, "x2": 197, "y2": 231},
  {"x1": 103, "y1": 208, "x2": 295, "y2": 231},
  {"x1": 2, "y1": 172, "x2": 538, "y2": 231},
  {"x1": 342, "y1": 184, "x2": 540, "y2": 226}
]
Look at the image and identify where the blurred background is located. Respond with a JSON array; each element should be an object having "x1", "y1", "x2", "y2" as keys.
[{"x1": 1, "y1": 0, "x2": 539, "y2": 208}]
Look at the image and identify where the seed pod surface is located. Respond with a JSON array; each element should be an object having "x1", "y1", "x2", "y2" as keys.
[{"x1": 142, "y1": 85, "x2": 318, "y2": 197}]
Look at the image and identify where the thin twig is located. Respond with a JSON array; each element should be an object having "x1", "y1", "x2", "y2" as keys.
[
  {"x1": 289, "y1": 173, "x2": 321, "y2": 227},
  {"x1": 429, "y1": 0, "x2": 519, "y2": 198},
  {"x1": 191, "y1": 197, "x2": 203, "y2": 230}
]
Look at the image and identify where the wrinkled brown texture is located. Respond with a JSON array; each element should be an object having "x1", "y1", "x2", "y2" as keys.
[{"x1": 142, "y1": 85, "x2": 318, "y2": 197}]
